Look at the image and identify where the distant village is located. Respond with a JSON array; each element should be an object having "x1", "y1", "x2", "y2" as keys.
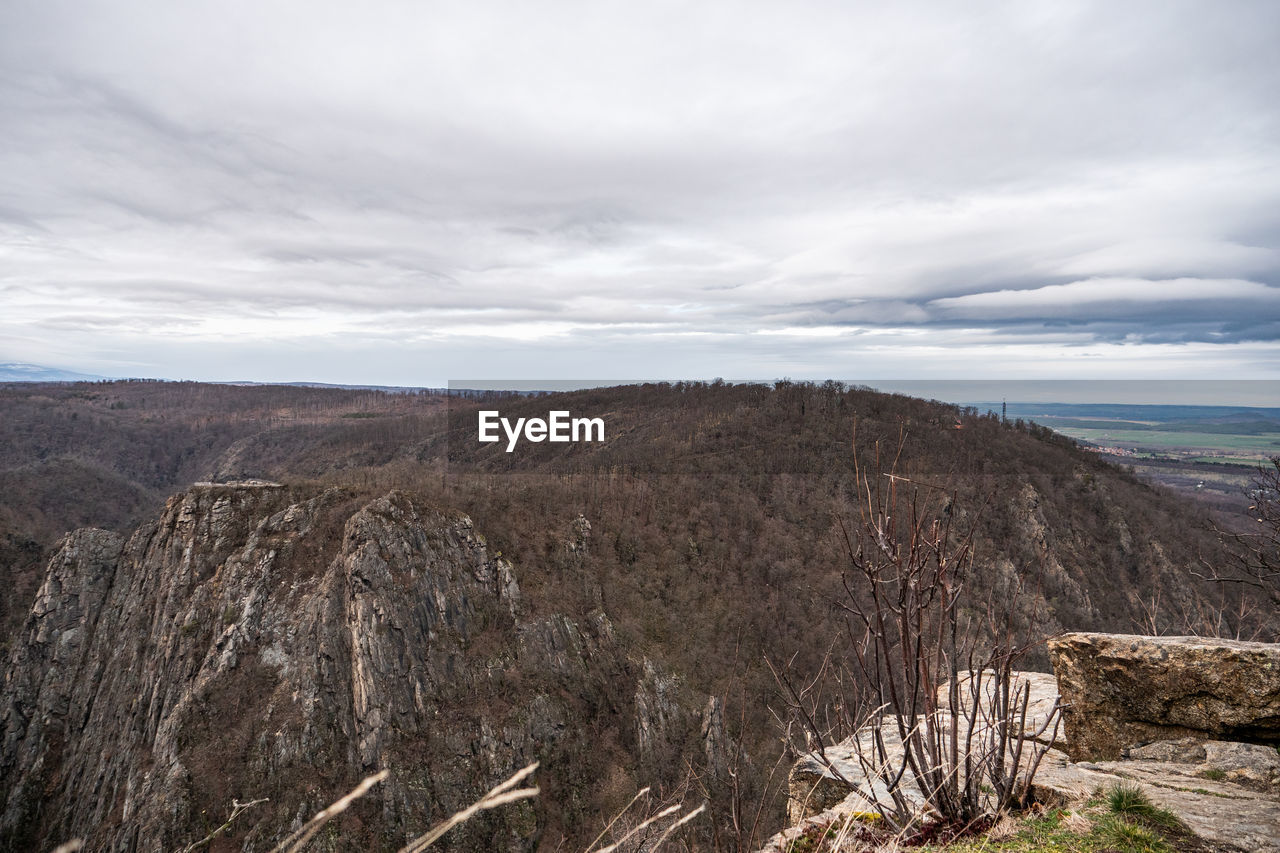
[{"x1": 1083, "y1": 443, "x2": 1138, "y2": 457}]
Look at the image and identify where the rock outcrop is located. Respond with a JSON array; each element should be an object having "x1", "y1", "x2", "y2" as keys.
[
  {"x1": 0, "y1": 484, "x2": 672, "y2": 852},
  {"x1": 1048, "y1": 632, "x2": 1280, "y2": 762},
  {"x1": 768, "y1": 647, "x2": 1280, "y2": 853}
]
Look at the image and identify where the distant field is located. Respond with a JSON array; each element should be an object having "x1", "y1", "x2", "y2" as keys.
[
  {"x1": 998, "y1": 402, "x2": 1280, "y2": 461},
  {"x1": 1186, "y1": 455, "x2": 1269, "y2": 466},
  {"x1": 1044, "y1": 426, "x2": 1280, "y2": 459},
  {"x1": 995, "y1": 401, "x2": 1280, "y2": 516}
]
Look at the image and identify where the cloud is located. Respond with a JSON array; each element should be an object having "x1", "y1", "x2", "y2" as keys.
[
  {"x1": 0, "y1": 0, "x2": 1278, "y2": 381},
  {"x1": 930, "y1": 278, "x2": 1280, "y2": 324}
]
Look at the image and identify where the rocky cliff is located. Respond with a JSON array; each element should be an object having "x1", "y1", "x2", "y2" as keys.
[{"x1": 0, "y1": 483, "x2": 683, "y2": 851}]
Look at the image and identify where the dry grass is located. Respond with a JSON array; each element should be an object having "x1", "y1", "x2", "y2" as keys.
[
  {"x1": 397, "y1": 762, "x2": 540, "y2": 853},
  {"x1": 584, "y1": 784, "x2": 706, "y2": 853},
  {"x1": 44, "y1": 762, "x2": 710, "y2": 853},
  {"x1": 269, "y1": 770, "x2": 389, "y2": 853}
]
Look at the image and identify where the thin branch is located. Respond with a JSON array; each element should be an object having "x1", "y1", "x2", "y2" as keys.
[
  {"x1": 179, "y1": 797, "x2": 269, "y2": 853},
  {"x1": 398, "y1": 762, "x2": 539, "y2": 853},
  {"x1": 270, "y1": 770, "x2": 388, "y2": 853}
]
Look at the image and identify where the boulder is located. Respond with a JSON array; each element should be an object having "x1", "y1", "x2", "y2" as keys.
[{"x1": 1048, "y1": 633, "x2": 1280, "y2": 762}]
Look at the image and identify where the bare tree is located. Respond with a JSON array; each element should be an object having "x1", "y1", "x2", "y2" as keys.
[{"x1": 1202, "y1": 457, "x2": 1280, "y2": 616}]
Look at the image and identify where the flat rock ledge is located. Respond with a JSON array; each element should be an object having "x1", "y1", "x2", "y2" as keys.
[
  {"x1": 1031, "y1": 745, "x2": 1280, "y2": 853},
  {"x1": 783, "y1": 671, "x2": 1062, "y2": 826}
]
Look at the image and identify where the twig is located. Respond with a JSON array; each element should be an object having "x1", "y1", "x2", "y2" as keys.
[
  {"x1": 270, "y1": 770, "x2": 388, "y2": 853},
  {"x1": 179, "y1": 797, "x2": 269, "y2": 852},
  {"x1": 398, "y1": 762, "x2": 539, "y2": 853},
  {"x1": 583, "y1": 786, "x2": 651, "y2": 853}
]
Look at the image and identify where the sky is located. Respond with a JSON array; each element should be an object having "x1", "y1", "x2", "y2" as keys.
[{"x1": 2, "y1": 1, "x2": 1279, "y2": 387}]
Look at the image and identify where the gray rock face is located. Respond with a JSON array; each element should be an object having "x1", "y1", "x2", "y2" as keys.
[
  {"x1": 1048, "y1": 632, "x2": 1280, "y2": 762},
  {"x1": 0, "y1": 484, "x2": 651, "y2": 852},
  {"x1": 0, "y1": 527, "x2": 124, "y2": 841},
  {"x1": 635, "y1": 658, "x2": 688, "y2": 763}
]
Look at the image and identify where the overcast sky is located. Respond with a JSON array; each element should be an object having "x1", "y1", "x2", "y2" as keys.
[{"x1": 2, "y1": 1, "x2": 1279, "y2": 386}]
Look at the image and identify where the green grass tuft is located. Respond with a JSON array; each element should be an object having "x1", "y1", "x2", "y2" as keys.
[
  {"x1": 916, "y1": 786, "x2": 1201, "y2": 852},
  {"x1": 1106, "y1": 782, "x2": 1149, "y2": 814},
  {"x1": 1104, "y1": 783, "x2": 1179, "y2": 828},
  {"x1": 1097, "y1": 814, "x2": 1171, "y2": 853}
]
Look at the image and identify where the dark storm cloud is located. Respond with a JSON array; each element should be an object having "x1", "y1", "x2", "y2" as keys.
[
  {"x1": 927, "y1": 278, "x2": 1280, "y2": 340},
  {"x1": 1, "y1": 0, "x2": 1278, "y2": 381}
]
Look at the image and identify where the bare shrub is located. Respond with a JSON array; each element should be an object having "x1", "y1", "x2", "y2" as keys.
[{"x1": 775, "y1": 427, "x2": 1059, "y2": 833}]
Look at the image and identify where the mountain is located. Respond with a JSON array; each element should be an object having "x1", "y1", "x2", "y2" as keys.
[
  {"x1": 2, "y1": 484, "x2": 639, "y2": 851},
  {"x1": 0, "y1": 379, "x2": 1269, "y2": 850},
  {"x1": 0, "y1": 362, "x2": 110, "y2": 383}
]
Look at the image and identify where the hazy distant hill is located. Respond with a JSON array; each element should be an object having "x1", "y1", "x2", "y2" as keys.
[{"x1": 0, "y1": 362, "x2": 109, "y2": 383}]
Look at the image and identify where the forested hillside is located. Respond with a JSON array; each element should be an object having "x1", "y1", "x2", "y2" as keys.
[{"x1": 0, "y1": 380, "x2": 1268, "y2": 850}]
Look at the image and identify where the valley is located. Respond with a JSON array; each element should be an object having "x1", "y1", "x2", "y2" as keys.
[{"x1": 0, "y1": 380, "x2": 1274, "y2": 851}]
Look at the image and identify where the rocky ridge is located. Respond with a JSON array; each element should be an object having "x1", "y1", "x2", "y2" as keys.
[{"x1": 0, "y1": 483, "x2": 705, "y2": 851}]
